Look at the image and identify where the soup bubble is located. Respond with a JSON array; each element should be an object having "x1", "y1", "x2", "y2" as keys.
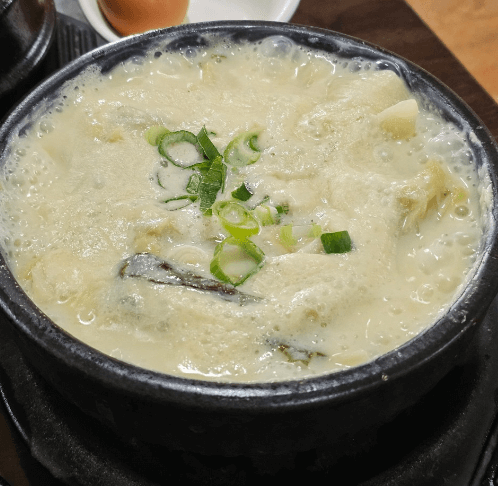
[{"x1": 259, "y1": 36, "x2": 295, "y2": 58}]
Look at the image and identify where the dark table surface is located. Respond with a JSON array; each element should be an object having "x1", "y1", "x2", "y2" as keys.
[{"x1": 1, "y1": 1, "x2": 498, "y2": 485}]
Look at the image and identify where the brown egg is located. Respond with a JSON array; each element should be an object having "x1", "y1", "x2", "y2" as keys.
[{"x1": 97, "y1": 0, "x2": 189, "y2": 36}]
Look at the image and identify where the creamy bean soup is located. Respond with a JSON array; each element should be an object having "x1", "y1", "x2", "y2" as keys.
[{"x1": 0, "y1": 37, "x2": 490, "y2": 382}]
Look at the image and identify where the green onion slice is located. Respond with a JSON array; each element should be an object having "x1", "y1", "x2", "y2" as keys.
[
  {"x1": 224, "y1": 130, "x2": 261, "y2": 167},
  {"x1": 156, "y1": 165, "x2": 176, "y2": 189},
  {"x1": 253, "y1": 204, "x2": 279, "y2": 226},
  {"x1": 158, "y1": 130, "x2": 203, "y2": 168},
  {"x1": 280, "y1": 223, "x2": 322, "y2": 250},
  {"x1": 199, "y1": 155, "x2": 225, "y2": 213},
  {"x1": 186, "y1": 173, "x2": 201, "y2": 194},
  {"x1": 188, "y1": 160, "x2": 212, "y2": 174},
  {"x1": 307, "y1": 223, "x2": 322, "y2": 239},
  {"x1": 248, "y1": 133, "x2": 260, "y2": 152},
  {"x1": 156, "y1": 170, "x2": 165, "y2": 189},
  {"x1": 210, "y1": 237, "x2": 265, "y2": 286},
  {"x1": 197, "y1": 126, "x2": 221, "y2": 161},
  {"x1": 276, "y1": 203, "x2": 290, "y2": 215},
  {"x1": 280, "y1": 224, "x2": 298, "y2": 250},
  {"x1": 163, "y1": 195, "x2": 198, "y2": 210},
  {"x1": 221, "y1": 162, "x2": 227, "y2": 193},
  {"x1": 321, "y1": 231, "x2": 352, "y2": 254},
  {"x1": 231, "y1": 182, "x2": 253, "y2": 201},
  {"x1": 145, "y1": 126, "x2": 170, "y2": 146},
  {"x1": 213, "y1": 201, "x2": 260, "y2": 239}
]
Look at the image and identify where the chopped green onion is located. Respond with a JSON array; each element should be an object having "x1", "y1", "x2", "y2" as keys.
[
  {"x1": 163, "y1": 195, "x2": 198, "y2": 210},
  {"x1": 197, "y1": 126, "x2": 221, "y2": 161},
  {"x1": 248, "y1": 133, "x2": 260, "y2": 152},
  {"x1": 221, "y1": 162, "x2": 227, "y2": 193},
  {"x1": 231, "y1": 182, "x2": 253, "y2": 201},
  {"x1": 280, "y1": 223, "x2": 322, "y2": 250},
  {"x1": 308, "y1": 223, "x2": 322, "y2": 238},
  {"x1": 186, "y1": 173, "x2": 201, "y2": 194},
  {"x1": 321, "y1": 231, "x2": 352, "y2": 254},
  {"x1": 250, "y1": 199, "x2": 288, "y2": 225},
  {"x1": 145, "y1": 126, "x2": 170, "y2": 146},
  {"x1": 276, "y1": 203, "x2": 290, "y2": 215},
  {"x1": 253, "y1": 204, "x2": 279, "y2": 226},
  {"x1": 156, "y1": 171, "x2": 165, "y2": 189},
  {"x1": 156, "y1": 165, "x2": 175, "y2": 189},
  {"x1": 210, "y1": 237, "x2": 265, "y2": 286},
  {"x1": 224, "y1": 130, "x2": 261, "y2": 167},
  {"x1": 199, "y1": 155, "x2": 225, "y2": 213},
  {"x1": 158, "y1": 130, "x2": 203, "y2": 168},
  {"x1": 213, "y1": 201, "x2": 260, "y2": 239},
  {"x1": 188, "y1": 160, "x2": 212, "y2": 174},
  {"x1": 280, "y1": 224, "x2": 298, "y2": 250}
]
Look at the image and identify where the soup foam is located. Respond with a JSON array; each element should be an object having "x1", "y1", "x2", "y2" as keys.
[{"x1": 0, "y1": 36, "x2": 490, "y2": 382}]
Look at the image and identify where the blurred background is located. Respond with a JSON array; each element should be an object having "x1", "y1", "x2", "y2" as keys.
[{"x1": 406, "y1": 0, "x2": 498, "y2": 101}]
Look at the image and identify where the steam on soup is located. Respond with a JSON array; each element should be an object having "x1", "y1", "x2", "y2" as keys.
[{"x1": 0, "y1": 36, "x2": 489, "y2": 382}]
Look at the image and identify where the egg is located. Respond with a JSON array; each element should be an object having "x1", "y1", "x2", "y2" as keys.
[{"x1": 97, "y1": 0, "x2": 189, "y2": 36}]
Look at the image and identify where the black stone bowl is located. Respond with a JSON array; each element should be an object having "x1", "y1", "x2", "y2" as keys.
[
  {"x1": 1, "y1": 21, "x2": 498, "y2": 464},
  {"x1": 0, "y1": 0, "x2": 55, "y2": 117}
]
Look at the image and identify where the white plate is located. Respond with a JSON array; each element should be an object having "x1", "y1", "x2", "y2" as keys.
[{"x1": 78, "y1": 0, "x2": 301, "y2": 43}]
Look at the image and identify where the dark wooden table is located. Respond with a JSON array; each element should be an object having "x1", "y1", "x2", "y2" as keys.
[{"x1": 1, "y1": 1, "x2": 497, "y2": 485}]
